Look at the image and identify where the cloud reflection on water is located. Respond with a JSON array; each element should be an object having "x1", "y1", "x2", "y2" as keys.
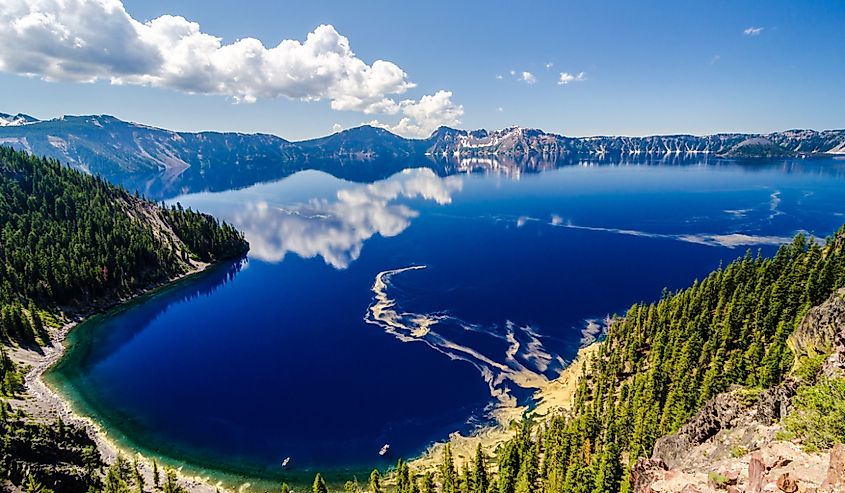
[{"x1": 233, "y1": 168, "x2": 463, "y2": 268}]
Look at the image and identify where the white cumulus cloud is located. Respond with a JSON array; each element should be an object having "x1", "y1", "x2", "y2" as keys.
[
  {"x1": 0, "y1": 0, "x2": 459, "y2": 136},
  {"x1": 520, "y1": 71, "x2": 536, "y2": 84},
  {"x1": 558, "y1": 71, "x2": 586, "y2": 85},
  {"x1": 743, "y1": 26, "x2": 764, "y2": 36},
  {"x1": 367, "y1": 90, "x2": 464, "y2": 138}
]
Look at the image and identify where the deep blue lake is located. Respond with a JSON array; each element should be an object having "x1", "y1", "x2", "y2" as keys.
[{"x1": 49, "y1": 157, "x2": 845, "y2": 488}]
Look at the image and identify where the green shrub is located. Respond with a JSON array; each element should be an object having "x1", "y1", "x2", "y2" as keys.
[
  {"x1": 793, "y1": 353, "x2": 828, "y2": 383},
  {"x1": 734, "y1": 387, "x2": 763, "y2": 407},
  {"x1": 707, "y1": 472, "x2": 729, "y2": 489},
  {"x1": 783, "y1": 377, "x2": 845, "y2": 452},
  {"x1": 730, "y1": 446, "x2": 747, "y2": 458}
]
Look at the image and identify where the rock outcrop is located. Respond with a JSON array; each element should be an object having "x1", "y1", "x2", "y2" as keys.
[
  {"x1": 632, "y1": 440, "x2": 831, "y2": 493},
  {"x1": 653, "y1": 391, "x2": 745, "y2": 469},
  {"x1": 789, "y1": 287, "x2": 845, "y2": 370},
  {"x1": 631, "y1": 285, "x2": 845, "y2": 493},
  {"x1": 822, "y1": 444, "x2": 845, "y2": 490},
  {"x1": 755, "y1": 381, "x2": 799, "y2": 425}
]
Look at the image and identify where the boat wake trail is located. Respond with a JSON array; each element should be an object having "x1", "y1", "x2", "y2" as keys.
[{"x1": 365, "y1": 266, "x2": 570, "y2": 418}]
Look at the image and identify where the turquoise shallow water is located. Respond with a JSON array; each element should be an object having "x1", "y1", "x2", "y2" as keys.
[{"x1": 48, "y1": 158, "x2": 845, "y2": 488}]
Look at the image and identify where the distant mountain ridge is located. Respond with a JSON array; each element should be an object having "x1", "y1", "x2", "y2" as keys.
[
  {"x1": 429, "y1": 125, "x2": 845, "y2": 159},
  {"x1": 0, "y1": 112, "x2": 843, "y2": 196},
  {"x1": 0, "y1": 112, "x2": 39, "y2": 127}
]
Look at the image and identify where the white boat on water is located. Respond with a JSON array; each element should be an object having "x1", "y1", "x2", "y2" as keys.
[
  {"x1": 379, "y1": 444, "x2": 390, "y2": 456},
  {"x1": 281, "y1": 457, "x2": 291, "y2": 467}
]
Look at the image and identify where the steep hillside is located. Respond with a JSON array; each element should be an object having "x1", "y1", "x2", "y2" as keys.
[
  {"x1": 0, "y1": 115, "x2": 300, "y2": 177},
  {"x1": 631, "y1": 287, "x2": 845, "y2": 492},
  {"x1": 0, "y1": 146, "x2": 249, "y2": 492},
  {"x1": 0, "y1": 146, "x2": 248, "y2": 345}
]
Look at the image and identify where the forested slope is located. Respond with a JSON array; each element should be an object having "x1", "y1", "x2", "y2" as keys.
[
  {"x1": 490, "y1": 229, "x2": 845, "y2": 493},
  {"x1": 0, "y1": 146, "x2": 248, "y2": 346},
  {"x1": 0, "y1": 146, "x2": 248, "y2": 492}
]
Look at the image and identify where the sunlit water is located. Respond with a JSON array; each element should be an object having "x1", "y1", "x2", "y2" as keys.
[{"x1": 48, "y1": 158, "x2": 845, "y2": 488}]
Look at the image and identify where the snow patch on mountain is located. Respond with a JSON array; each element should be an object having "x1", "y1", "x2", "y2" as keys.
[{"x1": 0, "y1": 113, "x2": 39, "y2": 127}]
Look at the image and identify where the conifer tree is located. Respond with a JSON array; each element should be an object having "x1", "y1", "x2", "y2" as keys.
[
  {"x1": 162, "y1": 469, "x2": 184, "y2": 493},
  {"x1": 396, "y1": 459, "x2": 411, "y2": 493},
  {"x1": 472, "y1": 444, "x2": 488, "y2": 493},
  {"x1": 369, "y1": 469, "x2": 382, "y2": 493},
  {"x1": 131, "y1": 458, "x2": 145, "y2": 493},
  {"x1": 439, "y1": 444, "x2": 457, "y2": 493},
  {"x1": 152, "y1": 459, "x2": 160, "y2": 489},
  {"x1": 513, "y1": 440, "x2": 538, "y2": 493},
  {"x1": 420, "y1": 472, "x2": 435, "y2": 493},
  {"x1": 313, "y1": 473, "x2": 328, "y2": 493}
]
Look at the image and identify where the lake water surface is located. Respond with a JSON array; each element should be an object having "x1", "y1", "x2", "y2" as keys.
[{"x1": 48, "y1": 158, "x2": 845, "y2": 488}]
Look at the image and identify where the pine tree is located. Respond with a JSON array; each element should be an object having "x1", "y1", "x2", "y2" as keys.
[
  {"x1": 162, "y1": 469, "x2": 184, "y2": 493},
  {"x1": 152, "y1": 459, "x2": 160, "y2": 489},
  {"x1": 420, "y1": 472, "x2": 435, "y2": 493},
  {"x1": 24, "y1": 474, "x2": 54, "y2": 493},
  {"x1": 459, "y1": 462, "x2": 472, "y2": 493},
  {"x1": 103, "y1": 462, "x2": 129, "y2": 493},
  {"x1": 369, "y1": 469, "x2": 382, "y2": 493},
  {"x1": 313, "y1": 473, "x2": 329, "y2": 493},
  {"x1": 472, "y1": 444, "x2": 488, "y2": 493},
  {"x1": 132, "y1": 458, "x2": 145, "y2": 493},
  {"x1": 396, "y1": 459, "x2": 411, "y2": 493},
  {"x1": 440, "y1": 444, "x2": 457, "y2": 493},
  {"x1": 592, "y1": 440, "x2": 622, "y2": 493},
  {"x1": 513, "y1": 440, "x2": 537, "y2": 493},
  {"x1": 81, "y1": 445, "x2": 100, "y2": 480}
]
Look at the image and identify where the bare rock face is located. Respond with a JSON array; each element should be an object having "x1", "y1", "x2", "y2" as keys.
[
  {"x1": 789, "y1": 287, "x2": 845, "y2": 376},
  {"x1": 756, "y1": 380, "x2": 799, "y2": 424},
  {"x1": 822, "y1": 444, "x2": 845, "y2": 490},
  {"x1": 822, "y1": 288, "x2": 845, "y2": 378},
  {"x1": 749, "y1": 453, "x2": 766, "y2": 493},
  {"x1": 630, "y1": 458, "x2": 668, "y2": 493},
  {"x1": 776, "y1": 472, "x2": 799, "y2": 492},
  {"x1": 630, "y1": 440, "x2": 829, "y2": 492},
  {"x1": 653, "y1": 391, "x2": 743, "y2": 468}
]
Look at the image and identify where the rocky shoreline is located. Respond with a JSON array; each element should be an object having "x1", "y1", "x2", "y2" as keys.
[{"x1": 8, "y1": 262, "x2": 224, "y2": 493}]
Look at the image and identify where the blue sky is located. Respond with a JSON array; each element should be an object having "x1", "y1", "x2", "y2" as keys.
[{"x1": 1, "y1": 0, "x2": 843, "y2": 140}]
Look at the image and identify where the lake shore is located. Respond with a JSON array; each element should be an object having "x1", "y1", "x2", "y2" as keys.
[
  {"x1": 9, "y1": 261, "x2": 226, "y2": 493},
  {"x1": 10, "y1": 254, "x2": 602, "y2": 493},
  {"x1": 406, "y1": 342, "x2": 601, "y2": 477}
]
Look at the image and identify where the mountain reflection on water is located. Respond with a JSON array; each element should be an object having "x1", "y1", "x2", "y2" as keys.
[
  {"x1": 122, "y1": 153, "x2": 845, "y2": 201},
  {"x1": 181, "y1": 168, "x2": 462, "y2": 268}
]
